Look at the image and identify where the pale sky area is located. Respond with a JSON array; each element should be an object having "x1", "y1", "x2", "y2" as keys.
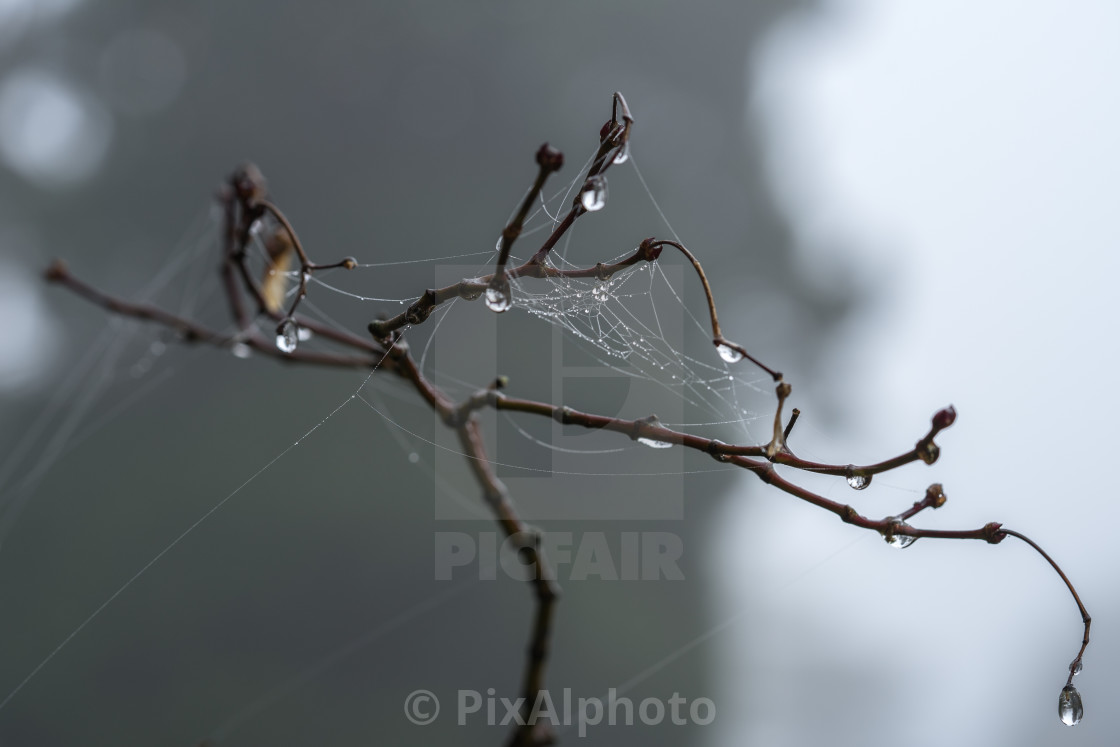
[{"x1": 717, "y1": 1, "x2": 1119, "y2": 745}]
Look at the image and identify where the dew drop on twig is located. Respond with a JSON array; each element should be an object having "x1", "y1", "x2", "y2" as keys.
[
  {"x1": 580, "y1": 176, "x2": 607, "y2": 212},
  {"x1": 846, "y1": 473, "x2": 871, "y2": 490},
  {"x1": 1070, "y1": 659, "x2": 1083, "y2": 676},
  {"x1": 637, "y1": 436, "x2": 673, "y2": 449},
  {"x1": 635, "y1": 414, "x2": 672, "y2": 449},
  {"x1": 1058, "y1": 684, "x2": 1084, "y2": 726},
  {"x1": 275, "y1": 320, "x2": 298, "y2": 353},
  {"x1": 884, "y1": 519, "x2": 917, "y2": 549},
  {"x1": 612, "y1": 141, "x2": 630, "y2": 165},
  {"x1": 485, "y1": 286, "x2": 512, "y2": 313},
  {"x1": 717, "y1": 343, "x2": 743, "y2": 363}
]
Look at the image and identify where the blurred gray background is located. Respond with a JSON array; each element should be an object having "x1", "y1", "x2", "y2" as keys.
[{"x1": 0, "y1": 1, "x2": 1115, "y2": 746}]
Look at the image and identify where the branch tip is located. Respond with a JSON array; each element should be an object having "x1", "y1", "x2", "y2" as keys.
[
  {"x1": 44, "y1": 259, "x2": 68, "y2": 282},
  {"x1": 535, "y1": 143, "x2": 564, "y2": 172},
  {"x1": 932, "y1": 405, "x2": 957, "y2": 430}
]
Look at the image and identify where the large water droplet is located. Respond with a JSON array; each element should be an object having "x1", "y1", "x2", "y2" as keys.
[
  {"x1": 580, "y1": 176, "x2": 607, "y2": 212},
  {"x1": 275, "y1": 319, "x2": 298, "y2": 353},
  {"x1": 1058, "y1": 684, "x2": 1084, "y2": 726},
  {"x1": 884, "y1": 519, "x2": 917, "y2": 549},
  {"x1": 637, "y1": 436, "x2": 673, "y2": 449},
  {"x1": 612, "y1": 141, "x2": 630, "y2": 165},
  {"x1": 230, "y1": 342, "x2": 252, "y2": 359},
  {"x1": 485, "y1": 285, "x2": 512, "y2": 313},
  {"x1": 846, "y1": 473, "x2": 872, "y2": 490},
  {"x1": 717, "y1": 343, "x2": 743, "y2": 363}
]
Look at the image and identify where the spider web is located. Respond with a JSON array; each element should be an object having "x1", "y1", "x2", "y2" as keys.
[{"x1": 0, "y1": 140, "x2": 804, "y2": 741}]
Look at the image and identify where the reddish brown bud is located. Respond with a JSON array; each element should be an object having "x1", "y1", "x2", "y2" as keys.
[
  {"x1": 535, "y1": 143, "x2": 564, "y2": 172},
  {"x1": 926, "y1": 483, "x2": 947, "y2": 509},
  {"x1": 638, "y1": 238, "x2": 663, "y2": 262},
  {"x1": 44, "y1": 259, "x2": 68, "y2": 282},
  {"x1": 932, "y1": 405, "x2": 957, "y2": 430},
  {"x1": 231, "y1": 162, "x2": 266, "y2": 205},
  {"x1": 983, "y1": 522, "x2": 1006, "y2": 544}
]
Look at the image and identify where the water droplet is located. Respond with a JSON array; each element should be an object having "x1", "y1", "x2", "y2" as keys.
[
  {"x1": 717, "y1": 343, "x2": 743, "y2": 363},
  {"x1": 884, "y1": 519, "x2": 917, "y2": 549},
  {"x1": 635, "y1": 415, "x2": 672, "y2": 449},
  {"x1": 297, "y1": 326, "x2": 314, "y2": 342},
  {"x1": 580, "y1": 176, "x2": 607, "y2": 212},
  {"x1": 1070, "y1": 659, "x2": 1083, "y2": 676},
  {"x1": 408, "y1": 452, "x2": 420, "y2": 464},
  {"x1": 637, "y1": 436, "x2": 673, "y2": 449},
  {"x1": 612, "y1": 141, "x2": 630, "y2": 165},
  {"x1": 485, "y1": 285, "x2": 512, "y2": 313},
  {"x1": 230, "y1": 342, "x2": 252, "y2": 359},
  {"x1": 495, "y1": 235, "x2": 503, "y2": 252},
  {"x1": 149, "y1": 340, "x2": 167, "y2": 356},
  {"x1": 275, "y1": 319, "x2": 298, "y2": 353},
  {"x1": 1058, "y1": 684, "x2": 1083, "y2": 726},
  {"x1": 592, "y1": 280, "x2": 611, "y2": 302},
  {"x1": 846, "y1": 472, "x2": 872, "y2": 490}
]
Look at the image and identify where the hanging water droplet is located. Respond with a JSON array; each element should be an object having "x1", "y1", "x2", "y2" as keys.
[
  {"x1": 886, "y1": 533, "x2": 917, "y2": 549},
  {"x1": 612, "y1": 141, "x2": 630, "y2": 165},
  {"x1": 717, "y1": 343, "x2": 743, "y2": 364},
  {"x1": 846, "y1": 472, "x2": 872, "y2": 490},
  {"x1": 635, "y1": 414, "x2": 672, "y2": 449},
  {"x1": 884, "y1": 519, "x2": 918, "y2": 549},
  {"x1": 580, "y1": 176, "x2": 607, "y2": 212},
  {"x1": 275, "y1": 320, "x2": 298, "y2": 353},
  {"x1": 485, "y1": 285, "x2": 512, "y2": 313},
  {"x1": 1058, "y1": 684, "x2": 1084, "y2": 726},
  {"x1": 637, "y1": 436, "x2": 673, "y2": 449},
  {"x1": 1070, "y1": 659, "x2": 1083, "y2": 676}
]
